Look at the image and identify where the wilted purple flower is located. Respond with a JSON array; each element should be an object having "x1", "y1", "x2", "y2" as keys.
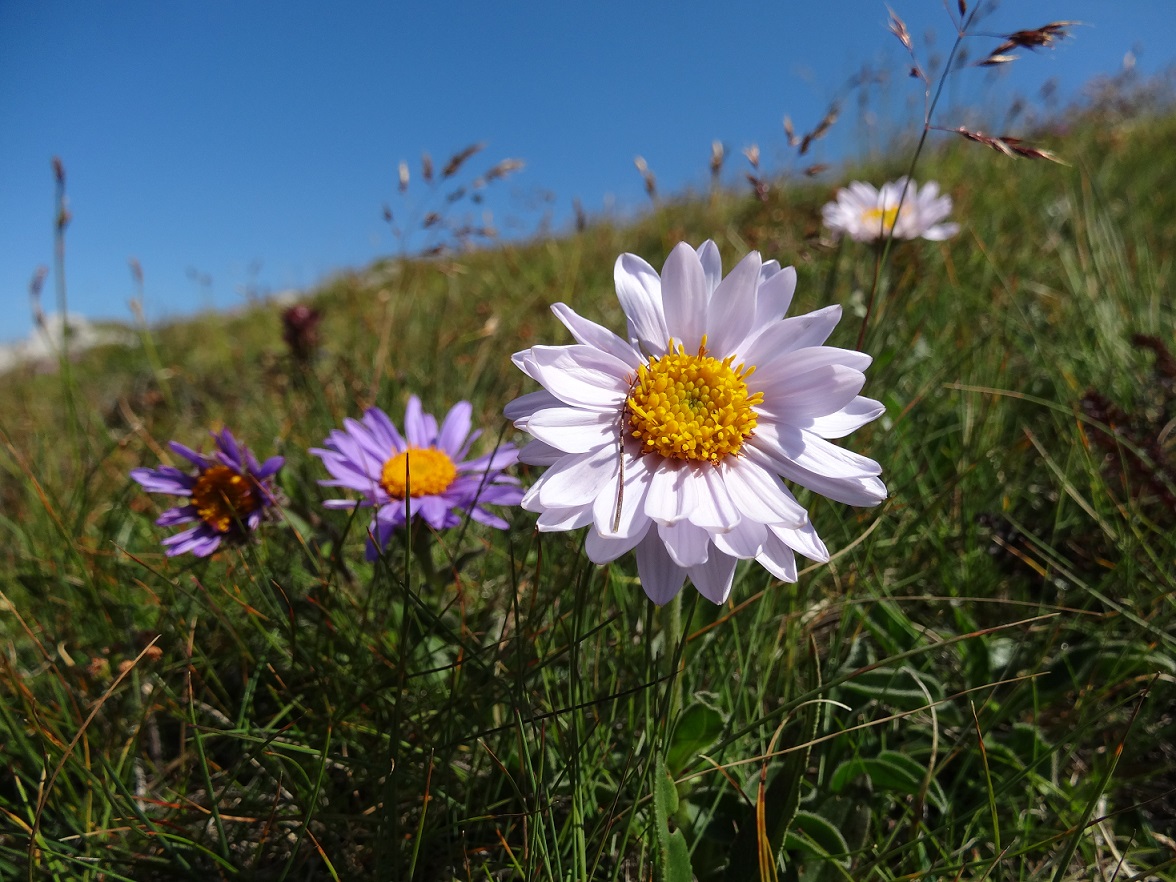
[
  {"x1": 281, "y1": 303, "x2": 323, "y2": 363},
  {"x1": 131, "y1": 430, "x2": 284, "y2": 557},
  {"x1": 312, "y1": 396, "x2": 522, "y2": 560}
]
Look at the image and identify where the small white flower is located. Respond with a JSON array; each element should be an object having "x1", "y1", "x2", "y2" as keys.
[
  {"x1": 822, "y1": 177, "x2": 959, "y2": 242},
  {"x1": 505, "y1": 241, "x2": 886, "y2": 605}
]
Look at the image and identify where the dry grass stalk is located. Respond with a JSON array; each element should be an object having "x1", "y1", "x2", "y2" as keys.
[
  {"x1": 742, "y1": 144, "x2": 760, "y2": 169},
  {"x1": 398, "y1": 161, "x2": 409, "y2": 192},
  {"x1": 887, "y1": 7, "x2": 926, "y2": 83},
  {"x1": 482, "y1": 158, "x2": 525, "y2": 183},
  {"x1": 709, "y1": 141, "x2": 724, "y2": 186},
  {"x1": 745, "y1": 173, "x2": 769, "y2": 203},
  {"x1": 783, "y1": 115, "x2": 798, "y2": 147},
  {"x1": 995, "y1": 22, "x2": 1074, "y2": 53},
  {"x1": 951, "y1": 126, "x2": 1065, "y2": 163},
  {"x1": 887, "y1": 5, "x2": 912, "y2": 53},
  {"x1": 979, "y1": 54, "x2": 1019, "y2": 67},
  {"x1": 29, "y1": 266, "x2": 48, "y2": 330},
  {"x1": 442, "y1": 143, "x2": 486, "y2": 179},
  {"x1": 981, "y1": 22, "x2": 1075, "y2": 66},
  {"x1": 799, "y1": 103, "x2": 839, "y2": 155},
  {"x1": 633, "y1": 156, "x2": 657, "y2": 200},
  {"x1": 421, "y1": 152, "x2": 434, "y2": 183}
]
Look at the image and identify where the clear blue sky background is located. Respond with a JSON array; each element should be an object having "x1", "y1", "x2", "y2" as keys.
[{"x1": 1, "y1": 1, "x2": 1171, "y2": 342}]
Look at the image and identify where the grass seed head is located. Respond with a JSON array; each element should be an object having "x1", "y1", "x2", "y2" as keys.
[{"x1": 442, "y1": 142, "x2": 486, "y2": 179}]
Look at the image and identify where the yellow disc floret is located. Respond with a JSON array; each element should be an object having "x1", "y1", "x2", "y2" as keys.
[
  {"x1": 626, "y1": 337, "x2": 763, "y2": 465},
  {"x1": 863, "y1": 205, "x2": 901, "y2": 233},
  {"x1": 381, "y1": 447, "x2": 458, "y2": 499},
  {"x1": 191, "y1": 465, "x2": 260, "y2": 533}
]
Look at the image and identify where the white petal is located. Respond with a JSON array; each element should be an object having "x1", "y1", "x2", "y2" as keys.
[
  {"x1": 721, "y1": 457, "x2": 808, "y2": 527},
  {"x1": 758, "y1": 422, "x2": 883, "y2": 477},
  {"x1": 706, "y1": 250, "x2": 761, "y2": 355},
  {"x1": 762, "y1": 345, "x2": 872, "y2": 375},
  {"x1": 636, "y1": 530, "x2": 686, "y2": 605},
  {"x1": 505, "y1": 389, "x2": 561, "y2": 425},
  {"x1": 644, "y1": 460, "x2": 692, "y2": 525},
  {"x1": 791, "y1": 467, "x2": 888, "y2": 506},
  {"x1": 755, "y1": 532, "x2": 798, "y2": 582},
  {"x1": 687, "y1": 466, "x2": 742, "y2": 532},
  {"x1": 526, "y1": 406, "x2": 616, "y2": 453},
  {"x1": 696, "y1": 240, "x2": 722, "y2": 292},
  {"x1": 687, "y1": 550, "x2": 738, "y2": 604},
  {"x1": 712, "y1": 519, "x2": 767, "y2": 558},
  {"x1": 585, "y1": 520, "x2": 650, "y2": 563},
  {"x1": 592, "y1": 449, "x2": 654, "y2": 539},
  {"x1": 518, "y1": 439, "x2": 563, "y2": 466},
  {"x1": 528, "y1": 345, "x2": 628, "y2": 410},
  {"x1": 922, "y1": 222, "x2": 959, "y2": 241},
  {"x1": 660, "y1": 242, "x2": 709, "y2": 352},
  {"x1": 754, "y1": 265, "x2": 796, "y2": 326},
  {"x1": 537, "y1": 505, "x2": 594, "y2": 531},
  {"x1": 551, "y1": 303, "x2": 645, "y2": 368},
  {"x1": 659, "y1": 520, "x2": 710, "y2": 567},
  {"x1": 741, "y1": 305, "x2": 842, "y2": 367},
  {"x1": 806, "y1": 396, "x2": 885, "y2": 439},
  {"x1": 527, "y1": 446, "x2": 616, "y2": 509},
  {"x1": 511, "y1": 349, "x2": 538, "y2": 379},
  {"x1": 615, "y1": 253, "x2": 668, "y2": 352},
  {"x1": 749, "y1": 433, "x2": 887, "y2": 506},
  {"x1": 771, "y1": 520, "x2": 830, "y2": 562},
  {"x1": 756, "y1": 364, "x2": 866, "y2": 424}
]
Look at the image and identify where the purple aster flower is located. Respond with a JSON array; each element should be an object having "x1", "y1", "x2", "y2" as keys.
[
  {"x1": 130, "y1": 429, "x2": 285, "y2": 557},
  {"x1": 311, "y1": 396, "x2": 523, "y2": 560}
]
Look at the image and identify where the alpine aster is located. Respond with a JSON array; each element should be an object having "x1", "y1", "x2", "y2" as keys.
[
  {"x1": 506, "y1": 241, "x2": 886, "y2": 605},
  {"x1": 131, "y1": 429, "x2": 284, "y2": 557},
  {"x1": 312, "y1": 396, "x2": 522, "y2": 560},
  {"x1": 822, "y1": 177, "x2": 959, "y2": 242}
]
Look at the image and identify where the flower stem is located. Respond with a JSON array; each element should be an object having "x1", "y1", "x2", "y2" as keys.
[
  {"x1": 666, "y1": 592, "x2": 684, "y2": 718},
  {"x1": 410, "y1": 520, "x2": 441, "y2": 587}
]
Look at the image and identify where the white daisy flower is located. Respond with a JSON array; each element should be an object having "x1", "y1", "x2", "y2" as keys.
[
  {"x1": 505, "y1": 241, "x2": 887, "y2": 605},
  {"x1": 821, "y1": 177, "x2": 959, "y2": 242}
]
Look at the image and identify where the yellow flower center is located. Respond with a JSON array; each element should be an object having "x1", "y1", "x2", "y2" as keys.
[
  {"x1": 190, "y1": 465, "x2": 260, "y2": 533},
  {"x1": 626, "y1": 337, "x2": 763, "y2": 465},
  {"x1": 862, "y1": 205, "x2": 901, "y2": 232},
  {"x1": 380, "y1": 447, "x2": 458, "y2": 499}
]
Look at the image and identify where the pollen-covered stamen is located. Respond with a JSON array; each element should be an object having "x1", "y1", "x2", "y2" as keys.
[
  {"x1": 381, "y1": 447, "x2": 458, "y2": 499},
  {"x1": 191, "y1": 465, "x2": 260, "y2": 533},
  {"x1": 626, "y1": 336, "x2": 763, "y2": 465},
  {"x1": 863, "y1": 205, "x2": 901, "y2": 233}
]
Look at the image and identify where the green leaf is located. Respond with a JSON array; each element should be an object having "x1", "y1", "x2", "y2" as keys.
[
  {"x1": 666, "y1": 700, "x2": 726, "y2": 776},
  {"x1": 664, "y1": 830, "x2": 693, "y2": 882},
  {"x1": 655, "y1": 756, "x2": 680, "y2": 821},
  {"x1": 727, "y1": 645, "x2": 823, "y2": 879},
  {"x1": 837, "y1": 665, "x2": 943, "y2": 711},
  {"x1": 654, "y1": 754, "x2": 692, "y2": 882},
  {"x1": 784, "y1": 810, "x2": 851, "y2": 868},
  {"x1": 829, "y1": 751, "x2": 946, "y2": 814}
]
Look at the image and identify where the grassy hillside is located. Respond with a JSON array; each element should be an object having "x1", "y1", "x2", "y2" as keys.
[{"x1": 2, "y1": 100, "x2": 1175, "y2": 880}]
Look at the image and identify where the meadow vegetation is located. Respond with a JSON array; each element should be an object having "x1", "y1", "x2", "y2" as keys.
[{"x1": 2, "y1": 66, "x2": 1176, "y2": 882}]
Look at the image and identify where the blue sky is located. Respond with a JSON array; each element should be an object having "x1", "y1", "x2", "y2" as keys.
[{"x1": 1, "y1": 1, "x2": 1171, "y2": 342}]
